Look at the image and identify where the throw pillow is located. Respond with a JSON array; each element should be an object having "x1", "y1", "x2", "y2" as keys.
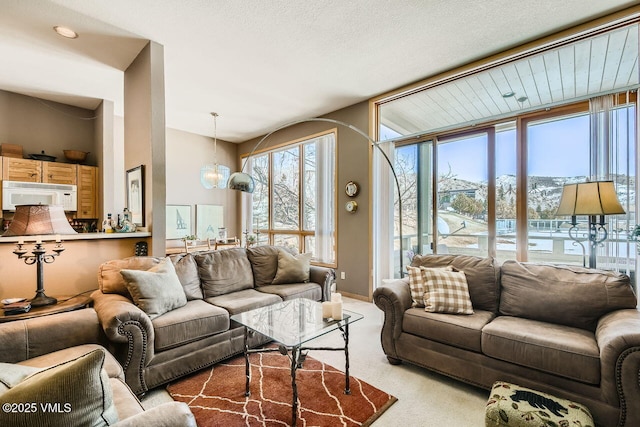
[
  {"x1": 0, "y1": 349, "x2": 119, "y2": 427},
  {"x1": 407, "y1": 265, "x2": 452, "y2": 307},
  {"x1": 0, "y1": 364, "x2": 42, "y2": 394},
  {"x1": 121, "y1": 257, "x2": 187, "y2": 319},
  {"x1": 421, "y1": 267, "x2": 474, "y2": 314},
  {"x1": 272, "y1": 251, "x2": 312, "y2": 285}
]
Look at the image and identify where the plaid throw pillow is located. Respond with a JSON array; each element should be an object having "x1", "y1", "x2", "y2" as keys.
[
  {"x1": 421, "y1": 267, "x2": 474, "y2": 314},
  {"x1": 407, "y1": 265, "x2": 452, "y2": 307}
]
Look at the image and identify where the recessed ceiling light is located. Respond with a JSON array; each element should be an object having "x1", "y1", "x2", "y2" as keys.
[
  {"x1": 517, "y1": 96, "x2": 528, "y2": 103},
  {"x1": 53, "y1": 26, "x2": 78, "y2": 39},
  {"x1": 502, "y1": 91, "x2": 515, "y2": 98}
]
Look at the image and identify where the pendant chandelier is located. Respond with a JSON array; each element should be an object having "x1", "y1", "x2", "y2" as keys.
[{"x1": 201, "y1": 112, "x2": 230, "y2": 189}]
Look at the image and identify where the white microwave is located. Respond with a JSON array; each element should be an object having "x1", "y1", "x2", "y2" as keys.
[{"x1": 2, "y1": 181, "x2": 77, "y2": 211}]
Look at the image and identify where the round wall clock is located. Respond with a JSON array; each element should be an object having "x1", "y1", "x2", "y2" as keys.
[
  {"x1": 345, "y1": 200, "x2": 358, "y2": 213},
  {"x1": 345, "y1": 181, "x2": 359, "y2": 197}
]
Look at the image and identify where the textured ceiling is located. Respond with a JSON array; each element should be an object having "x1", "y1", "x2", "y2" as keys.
[{"x1": 0, "y1": 0, "x2": 637, "y2": 142}]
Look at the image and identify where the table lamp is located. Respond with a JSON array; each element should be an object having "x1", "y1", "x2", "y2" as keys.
[
  {"x1": 3, "y1": 204, "x2": 77, "y2": 306},
  {"x1": 556, "y1": 181, "x2": 625, "y2": 268}
]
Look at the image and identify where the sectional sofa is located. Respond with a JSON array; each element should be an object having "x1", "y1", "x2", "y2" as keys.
[
  {"x1": 91, "y1": 245, "x2": 335, "y2": 396},
  {"x1": 373, "y1": 254, "x2": 640, "y2": 427}
]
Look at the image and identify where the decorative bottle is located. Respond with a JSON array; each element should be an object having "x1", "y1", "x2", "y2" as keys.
[{"x1": 103, "y1": 213, "x2": 114, "y2": 233}]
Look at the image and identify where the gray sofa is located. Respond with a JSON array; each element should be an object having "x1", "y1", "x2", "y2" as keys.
[
  {"x1": 0, "y1": 308, "x2": 196, "y2": 426},
  {"x1": 373, "y1": 254, "x2": 640, "y2": 427},
  {"x1": 91, "y1": 245, "x2": 335, "y2": 396}
]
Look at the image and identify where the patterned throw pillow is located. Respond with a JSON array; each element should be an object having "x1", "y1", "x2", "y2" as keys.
[
  {"x1": 407, "y1": 265, "x2": 452, "y2": 307},
  {"x1": 421, "y1": 267, "x2": 474, "y2": 314}
]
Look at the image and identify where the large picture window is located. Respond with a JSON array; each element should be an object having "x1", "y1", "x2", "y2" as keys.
[
  {"x1": 245, "y1": 130, "x2": 336, "y2": 265},
  {"x1": 387, "y1": 96, "x2": 636, "y2": 278}
]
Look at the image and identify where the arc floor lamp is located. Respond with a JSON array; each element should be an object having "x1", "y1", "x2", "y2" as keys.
[{"x1": 227, "y1": 117, "x2": 405, "y2": 276}]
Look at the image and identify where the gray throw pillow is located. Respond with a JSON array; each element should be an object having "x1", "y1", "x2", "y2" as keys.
[
  {"x1": 0, "y1": 364, "x2": 42, "y2": 394},
  {"x1": 0, "y1": 349, "x2": 119, "y2": 427},
  {"x1": 272, "y1": 251, "x2": 312, "y2": 285},
  {"x1": 121, "y1": 257, "x2": 187, "y2": 319}
]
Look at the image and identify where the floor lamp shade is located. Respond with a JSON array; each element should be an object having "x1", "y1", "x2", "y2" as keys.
[
  {"x1": 3, "y1": 205, "x2": 77, "y2": 236},
  {"x1": 556, "y1": 181, "x2": 625, "y2": 216}
]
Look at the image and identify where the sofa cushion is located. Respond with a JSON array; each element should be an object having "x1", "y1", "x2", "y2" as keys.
[
  {"x1": 257, "y1": 283, "x2": 322, "y2": 301},
  {"x1": 411, "y1": 254, "x2": 500, "y2": 312},
  {"x1": 407, "y1": 265, "x2": 452, "y2": 307},
  {"x1": 152, "y1": 300, "x2": 230, "y2": 352},
  {"x1": 0, "y1": 349, "x2": 119, "y2": 427},
  {"x1": 422, "y1": 267, "x2": 473, "y2": 314},
  {"x1": 403, "y1": 308, "x2": 494, "y2": 352},
  {"x1": 196, "y1": 248, "x2": 254, "y2": 297},
  {"x1": 272, "y1": 251, "x2": 312, "y2": 284},
  {"x1": 247, "y1": 245, "x2": 297, "y2": 287},
  {"x1": 98, "y1": 256, "x2": 161, "y2": 296},
  {"x1": 121, "y1": 258, "x2": 188, "y2": 320},
  {"x1": 482, "y1": 316, "x2": 600, "y2": 385},
  {"x1": 206, "y1": 289, "x2": 281, "y2": 315},
  {"x1": 168, "y1": 253, "x2": 203, "y2": 300},
  {"x1": 500, "y1": 260, "x2": 637, "y2": 331}
]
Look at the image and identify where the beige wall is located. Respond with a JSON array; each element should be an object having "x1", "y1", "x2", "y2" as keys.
[
  {"x1": 165, "y1": 128, "x2": 238, "y2": 239},
  {"x1": 237, "y1": 102, "x2": 371, "y2": 299},
  {"x1": 0, "y1": 237, "x2": 149, "y2": 300},
  {"x1": 124, "y1": 41, "x2": 167, "y2": 255},
  {"x1": 0, "y1": 90, "x2": 96, "y2": 165}
]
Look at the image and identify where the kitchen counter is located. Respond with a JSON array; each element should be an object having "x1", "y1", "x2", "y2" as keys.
[{"x1": 0, "y1": 231, "x2": 151, "y2": 243}]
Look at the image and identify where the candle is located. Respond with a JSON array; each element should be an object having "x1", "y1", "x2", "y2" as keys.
[
  {"x1": 331, "y1": 300, "x2": 343, "y2": 320},
  {"x1": 331, "y1": 293, "x2": 342, "y2": 303},
  {"x1": 322, "y1": 301, "x2": 333, "y2": 319},
  {"x1": 35, "y1": 236, "x2": 42, "y2": 244},
  {"x1": 17, "y1": 238, "x2": 24, "y2": 245},
  {"x1": 55, "y1": 234, "x2": 61, "y2": 243}
]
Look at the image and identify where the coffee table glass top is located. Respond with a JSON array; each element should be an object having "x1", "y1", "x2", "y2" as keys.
[{"x1": 230, "y1": 298, "x2": 363, "y2": 347}]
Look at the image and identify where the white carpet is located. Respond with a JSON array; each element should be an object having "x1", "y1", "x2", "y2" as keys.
[{"x1": 142, "y1": 297, "x2": 489, "y2": 426}]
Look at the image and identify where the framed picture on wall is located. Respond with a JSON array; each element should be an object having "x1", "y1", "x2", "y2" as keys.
[
  {"x1": 196, "y1": 204, "x2": 224, "y2": 240},
  {"x1": 126, "y1": 165, "x2": 145, "y2": 226},
  {"x1": 166, "y1": 205, "x2": 192, "y2": 240}
]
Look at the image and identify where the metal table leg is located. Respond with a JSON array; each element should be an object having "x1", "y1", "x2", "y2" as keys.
[
  {"x1": 290, "y1": 345, "x2": 300, "y2": 426},
  {"x1": 244, "y1": 326, "x2": 250, "y2": 397}
]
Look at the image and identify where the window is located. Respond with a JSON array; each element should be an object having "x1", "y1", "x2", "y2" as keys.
[
  {"x1": 245, "y1": 131, "x2": 336, "y2": 265},
  {"x1": 389, "y1": 96, "x2": 636, "y2": 276}
]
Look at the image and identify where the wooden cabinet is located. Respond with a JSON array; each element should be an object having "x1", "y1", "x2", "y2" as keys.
[
  {"x1": 2, "y1": 157, "x2": 41, "y2": 182},
  {"x1": 1, "y1": 158, "x2": 98, "y2": 218},
  {"x1": 2, "y1": 157, "x2": 77, "y2": 185},
  {"x1": 76, "y1": 165, "x2": 98, "y2": 218},
  {"x1": 42, "y1": 162, "x2": 77, "y2": 185}
]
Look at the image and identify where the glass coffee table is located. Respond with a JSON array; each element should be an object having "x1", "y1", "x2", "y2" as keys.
[{"x1": 230, "y1": 298, "x2": 363, "y2": 426}]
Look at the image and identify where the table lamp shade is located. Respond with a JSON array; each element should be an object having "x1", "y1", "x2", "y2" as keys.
[
  {"x1": 3, "y1": 204, "x2": 77, "y2": 236},
  {"x1": 556, "y1": 181, "x2": 625, "y2": 216}
]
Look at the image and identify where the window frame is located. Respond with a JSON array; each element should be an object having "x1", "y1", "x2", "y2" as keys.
[{"x1": 242, "y1": 128, "x2": 338, "y2": 267}]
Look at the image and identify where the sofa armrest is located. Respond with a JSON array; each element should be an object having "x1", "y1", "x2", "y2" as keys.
[
  {"x1": 91, "y1": 290, "x2": 155, "y2": 395},
  {"x1": 596, "y1": 308, "x2": 640, "y2": 426},
  {"x1": 310, "y1": 265, "x2": 335, "y2": 302},
  {"x1": 372, "y1": 278, "x2": 412, "y2": 360},
  {"x1": 113, "y1": 402, "x2": 196, "y2": 427},
  {"x1": 0, "y1": 308, "x2": 104, "y2": 363}
]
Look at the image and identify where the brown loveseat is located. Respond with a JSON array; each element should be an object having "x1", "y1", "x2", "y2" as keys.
[
  {"x1": 0, "y1": 309, "x2": 196, "y2": 426},
  {"x1": 91, "y1": 246, "x2": 335, "y2": 396},
  {"x1": 373, "y1": 254, "x2": 640, "y2": 427}
]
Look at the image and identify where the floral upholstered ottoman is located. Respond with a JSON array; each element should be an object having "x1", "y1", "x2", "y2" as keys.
[{"x1": 485, "y1": 382, "x2": 594, "y2": 427}]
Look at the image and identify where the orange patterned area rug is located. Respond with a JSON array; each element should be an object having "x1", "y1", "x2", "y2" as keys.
[{"x1": 167, "y1": 350, "x2": 397, "y2": 426}]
